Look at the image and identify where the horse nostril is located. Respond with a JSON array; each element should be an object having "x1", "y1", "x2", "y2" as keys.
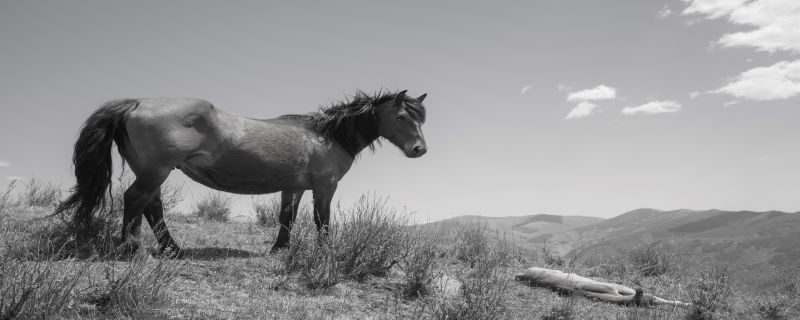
[{"x1": 413, "y1": 145, "x2": 427, "y2": 156}]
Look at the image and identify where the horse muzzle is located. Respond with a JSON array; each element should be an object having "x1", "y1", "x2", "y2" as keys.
[{"x1": 405, "y1": 144, "x2": 427, "y2": 158}]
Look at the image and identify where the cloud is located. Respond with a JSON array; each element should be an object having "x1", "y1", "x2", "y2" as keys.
[
  {"x1": 557, "y1": 84, "x2": 571, "y2": 92},
  {"x1": 566, "y1": 85, "x2": 617, "y2": 102},
  {"x1": 723, "y1": 100, "x2": 740, "y2": 106},
  {"x1": 520, "y1": 84, "x2": 534, "y2": 95},
  {"x1": 0, "y1": 161, "x2": 9, "y2": 167},
  {"x1": 566, "y1": 101, "x2": 600, "y2": 119},
  {"x1": 712, "y1": 59, "x2": 800, "y2": 100},
  {"x1": 689, "y1": 91, "x2": 701, "y2": 99},
  {"x1": 622, "y1": 100, "x2": 683, "y2": 115},
  {"x1": 5, "y1": 176, "x2": 22, "y2": 181},
  {"x1": 682, "y1": 0, "x2": 800, "y2": 53},
  {"x1": 656, "y1": 5, "x2": 674, "y2": 19}
]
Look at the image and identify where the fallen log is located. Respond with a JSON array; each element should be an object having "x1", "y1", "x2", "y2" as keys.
[{"x1": 514, "y1": 267, "x2": 691, "y2": 309}]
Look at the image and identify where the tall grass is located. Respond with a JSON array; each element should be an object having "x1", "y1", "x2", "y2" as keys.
[
  {"x1": 252, "y1": 195, "x2": 280, "y2": 228},
  {"x1": 88, "y1": 254, "x2": 184, "y2": 318},
  {"x1": 194, "y1": 192, "x2": 232, "y2": 222},
  {"x1": 334, "y1": 195, "x2": 409, "y2": 280},
  {"x1": 22, "y1": 177, "x2": 62, "y2": 208},
  {"x1": 281, "y1": 194, "x2": 411, "y2": 288},
  {"x1": 0, "y1": 180, "x2": 17, "y2": 219},
  {"x1": 687, "y1": 263, "x2": 733, "y2": 320},
  {"x1": 0, "y1": 258, "x2": 88, "y2": 319},
  {"x1": 401, "y1": 229, "x2": 441, "y2": 298}
]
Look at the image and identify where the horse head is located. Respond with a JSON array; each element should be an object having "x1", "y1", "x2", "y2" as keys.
[{"x1": 374, "y1": 90, "x2": 428, "y2": 158}]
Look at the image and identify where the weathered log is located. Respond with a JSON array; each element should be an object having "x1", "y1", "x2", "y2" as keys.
[{"x1": 515, "y1": 267, "x2": 691, "y2": 309}]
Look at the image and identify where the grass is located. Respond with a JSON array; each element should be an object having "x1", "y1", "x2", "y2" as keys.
[
  {"x1": 252, "y1": 195, "x2": 280, "y2": 228},
  {"x1": 3, "y1": 178, "x2": 800, "y2": 319},
  {"x1": 194, "y1": 192, "x2": 232, "y2": 222},
  {"x1": 22, "y1": 177, "x2": 62, "y2": 208}
]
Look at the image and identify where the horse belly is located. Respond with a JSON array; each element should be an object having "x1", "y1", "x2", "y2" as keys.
[{"x1": 179, "y1": 148, "x2": 312, "y2": 194}]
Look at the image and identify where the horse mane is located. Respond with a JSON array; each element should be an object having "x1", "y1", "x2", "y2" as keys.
[{"x1": 278, "y1": 89, "x2": 425, "y2": 157}]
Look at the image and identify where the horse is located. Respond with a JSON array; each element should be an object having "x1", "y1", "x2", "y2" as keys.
[{"x1": 55, "y1": 90, "x2": 428, "y2": 256}]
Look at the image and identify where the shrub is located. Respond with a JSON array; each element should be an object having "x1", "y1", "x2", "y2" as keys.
[
  {"x1": 454, "y1": 223, "x2": 489, "y2": 267},
  {"x1": 401, "y1": 230, "x2": 440, "y2": 298},
  {"x1": 281, "y1": 194, "x2": 410, "y2": 287},
  {"x1": 88, "y1": 253, "x2": 184, "y2": 318},
  {"x1": 22, "y1": 177, "x2": 61, "y2": 208},
  {"x1": 281, "y1": 217, "x2": 339, "y2": 289},
  {"x1": 626, "y1": 245, "x2": 678, "y2": 277},
  {"x1": 252, "y1": 195, "x2": 280, "y2": 228},
  {"x1": 687, "y1": 263, "x2": 733, "y2": 320},
  {"x1": 194, "y1": 192, "x2": 232, "y2": 222},
  {"x1": 333, "y1": 195, "x2": 409, "y2": 280},
  {"x1": 432, "y1": 265, "x2": 509, "y2": 320},
  {"x1": 0, "y1": 258, "x2": 88, "y2": 319},
  {"x1": 541, "y1": 239, "x2": 566, "y2": 268}
]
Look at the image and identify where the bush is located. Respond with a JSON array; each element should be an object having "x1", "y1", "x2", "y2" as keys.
[
  {"x1": 432, "y1": 262, "x2": 509, "y2": 320},
  {"x1": 252, "y1": 195, "x2": 280, "y2": 228},
  {"x1": 281, "y1": 217, "x2": 339, "y2": 290},
  {"x1": 626, "y1": 246, "x2": 678, "y2": 277},
  {"x1": 401, "y1": 230, "x2": 440, "y2": 298},
  {"x1": 334, "y1": 195, "x2": 409, "y2": 280},
  {"x1": 194, "y1": 192, "x2": 232, "y2": 222},
  {"x1": 22, "y1": 177, "x2": 61, "y2": 208},
  {"x1": 454, "y1": 223, "x2": 489, "y2": 267},
  {"x1": 88, "y1": 254, "x2": 183, "y2": 318},
  {"x1": 0, "y1": 258, "x2": 88, "y2": 319},
  {"x1": 687, "y1": 263, "x2": 733, "y2": 320},
  {"x1": 281, "y1": 194, "x2": 411, "y2": 287}
]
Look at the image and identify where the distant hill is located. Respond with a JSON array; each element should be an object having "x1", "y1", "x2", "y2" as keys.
[
  {"x1": 556, "y1": 209, "x2": 800, "y2": 288},
  {"x1": 418, "y1": 213, "x2": 604, "y2": 251},
  {"x1": 426, "y1": 209, "x2": 800, "y2": 289}
]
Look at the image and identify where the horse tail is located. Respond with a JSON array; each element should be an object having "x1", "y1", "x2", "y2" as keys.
[{"x1": 55, "y1": 99, "x2": 140, "y2": 230}]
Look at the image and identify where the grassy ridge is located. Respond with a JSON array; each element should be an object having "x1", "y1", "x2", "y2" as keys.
[{"x1": 1, "y1": 180, "x2": 799, "y2": 319}]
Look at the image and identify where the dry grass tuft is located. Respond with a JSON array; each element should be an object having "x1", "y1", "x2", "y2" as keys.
[
  {"x1": 686, "y1": 263, "x2": 733, "y2": 320},
  {"x1": 194, "y1": 192, "x2": 232, "y2": 222},
  {"x1": 22, "y1": 177, "x2": 62, "y2": 208},
  {"x1": 87, "y1": 254, "x2": 184, "y2": 318},
  {"x1": 0, "y1": 258, "x2": 88, "y2": 319},
  {"x1": 252, "y1": 195, "x2": 280, "y2": 228}
]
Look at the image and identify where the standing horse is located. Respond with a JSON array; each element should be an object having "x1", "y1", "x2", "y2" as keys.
[{"x1": 55, "y1": 90, "x2": 428, "y2": 256}]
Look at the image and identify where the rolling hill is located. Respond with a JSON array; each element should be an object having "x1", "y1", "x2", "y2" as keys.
[{"x1": 428, "y1": 209, "x2": 800, "y2": 289}]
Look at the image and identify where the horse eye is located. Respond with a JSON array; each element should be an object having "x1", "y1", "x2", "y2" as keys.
[{"x1": 396, "y1": 115, "x2": 404, "y2": 120}]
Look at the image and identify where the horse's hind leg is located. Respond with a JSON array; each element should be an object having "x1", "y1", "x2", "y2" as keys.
[
  {"x1": 143, "y1": 192, "x2": 181, "y2": 257},
  {"x1": 121, "y1": 169, "x2": 169, "y2": 254},
  {"x1": 271, "y1": 190, "x2": 304, "y2": 252}
]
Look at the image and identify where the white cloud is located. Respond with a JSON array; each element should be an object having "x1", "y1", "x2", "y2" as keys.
[
  {"x1": 713, "y1": 59, "x2": 800, "y2": 100},
  {"x1": 520, "y1": 84, "x2": 533, "y2": 95},
  {"x1": 723, "y1": 100, "x2": 740, "y2": 106},
  {"x1": 0, "y1": 161, "x2": 9, "y2": 167},
  {"x1": 565, "y1": 101, "x2": 600, "y2": 119},
  {"x1": 682, "y1": 0, "x2": 800, "y2": 53},
  {"x1": 656, "y1": 5, "x2": 674, "y2": 19},
  {"x1": 689, "y1": 91, "x2": 701, "y2": 99},
  {"x1": 622, "y1": 100, "x2": 683, "y2": 115},
  {"x1": 557, "y1": 84, "x2": 571, "y2": 92},
  {"x1": 566, "y1": 85, "x2": 617, "y2": 102}
]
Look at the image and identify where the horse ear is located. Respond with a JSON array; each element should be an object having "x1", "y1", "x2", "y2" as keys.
[
  {"x1": 395, "y1": 90, "x2": 407, "y2": 105},
  {"x1": 416, "y1": 93, "x2": 427, "y2": 103}
]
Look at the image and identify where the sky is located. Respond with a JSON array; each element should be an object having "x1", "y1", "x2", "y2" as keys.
[{"x1": 1, "y1": 0, "x2": 799, "y2": 220}]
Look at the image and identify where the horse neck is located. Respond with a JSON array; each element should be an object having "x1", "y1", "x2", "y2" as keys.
[{"x1": 340, "y1": 119, "x2": 379, "y2": 157}]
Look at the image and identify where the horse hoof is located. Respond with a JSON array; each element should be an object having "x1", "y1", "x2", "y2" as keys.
[{"x1": 156, "y1": 245, "x2": 184, "y2": 259}]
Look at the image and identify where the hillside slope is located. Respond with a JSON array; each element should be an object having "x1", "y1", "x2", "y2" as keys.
[{"x1": 559, "y1": 209, "x2": 800, "y2": 288}]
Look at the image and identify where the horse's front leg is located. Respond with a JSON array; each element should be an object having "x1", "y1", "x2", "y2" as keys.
[
  {"x1": 312, "y1": 181, "x2": 337, "y2": 235},
  {"x1": 271, "y1": 190, "x2": 304, "y2": 253}
]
